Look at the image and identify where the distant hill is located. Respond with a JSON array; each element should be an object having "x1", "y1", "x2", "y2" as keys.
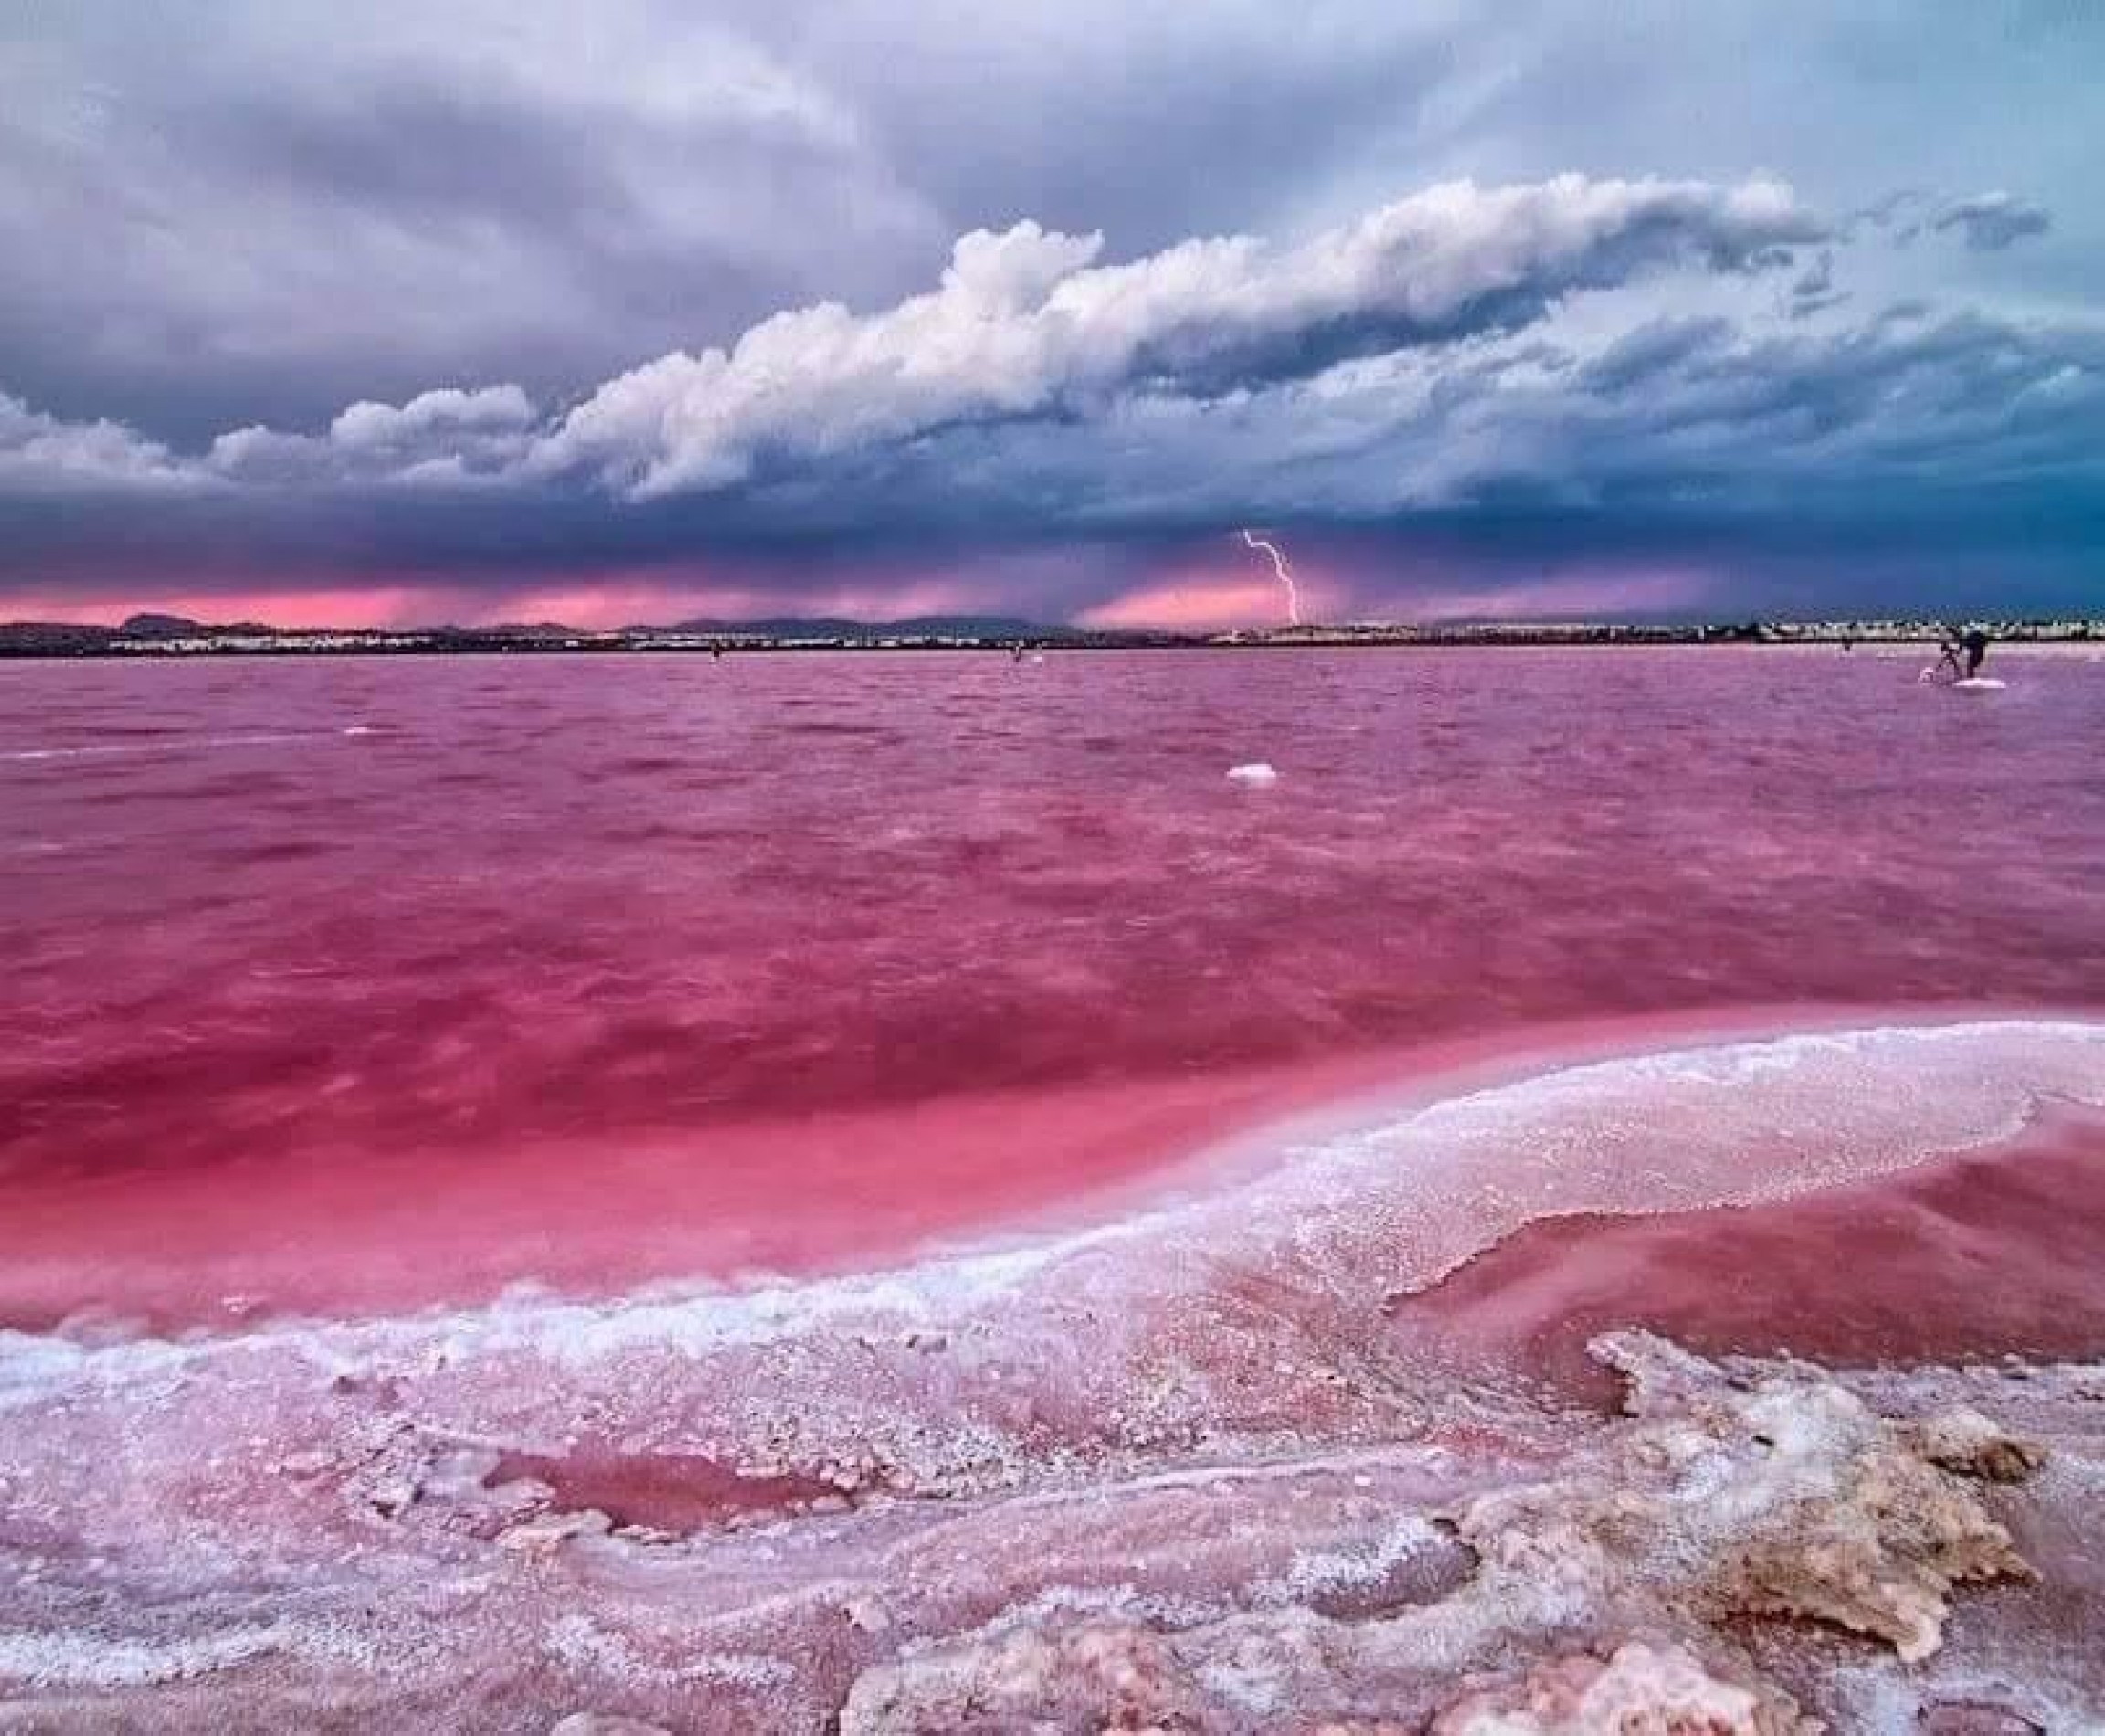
[
  {"x1": 0, "y1": 620, "x2": 121, "y2": 650},
  {"x1": 467, "y1": 621, "x2": 585, "y2": 640},
  {"x1": 118, "y1": 612, "x2": 212, "y2": 638},
  {"x1": 0, "y1": 609, "x2": 1059, "y2": 653},
  {"x1": 0, "y1": 613, "x2": 294, "y2": 650}
]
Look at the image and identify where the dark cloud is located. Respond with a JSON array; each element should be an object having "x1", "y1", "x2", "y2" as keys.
[
  {"x1": 0, "y1": 2, "x2": 943, "y2": 438},
  {"x1": 1782, "y1": 249, "x2": 1851, "y2": 320},
  {"x1": 5, "y1": 4, "x2": 2091, "y2": 435},
  {"x1": 0, "y1": 3, "x2": 2099, "y2": 619},
  {"x1": 0, "y1": 171, "x2": 1825, "y2": 503},
  {"x1": 5, "y1": 291, "x2": 2100, "y2": 623},
  {"x1": 1931, "y1": 192, "x2": 2053, "y2": 252},
  {"x1": 0, "y1": 2, "x2": 1538, "y2": 443}
]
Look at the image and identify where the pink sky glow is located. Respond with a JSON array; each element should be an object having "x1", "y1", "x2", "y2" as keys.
[
  {"x1": 1078, "y1": 543, "x2": 1338, "y2": 631},
  {"x1": 0, "y1": 574, "x2": 991, "y2": 632},
  {"x1": 1403, "y1": 571, "x2": 1712, "y2": 622},
  {"x1": 1, "y1": 562, "x2": 1710, "y2": 633},
  {"x1": 1078, "y1": 560, "x2": 1708, "y2": 631}
]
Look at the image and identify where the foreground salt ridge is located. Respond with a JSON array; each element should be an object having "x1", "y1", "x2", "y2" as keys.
[
  {"x1": 836, "y1": 1333, "x2": 2049, "y2": 1731},
  {"x1": 4, "y1": 1018, "x2": 2104, "y2": 1730},
  {"x1": 5, "y1": 1339, "x2": 2087, "y2": 1731}
]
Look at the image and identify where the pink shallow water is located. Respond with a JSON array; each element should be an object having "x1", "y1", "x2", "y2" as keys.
[
  {"x1": 1395, "y1": 1102, "x2": 2105, "y2": 1405},
  {"x1": 4, "y1": 645, "x2": 2105, "y2": 1325}
]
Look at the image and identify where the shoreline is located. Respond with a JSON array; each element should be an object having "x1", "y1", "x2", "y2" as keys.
[{"x1": 9, "y1": 1000, "x2": 2096, "y2": 1339}]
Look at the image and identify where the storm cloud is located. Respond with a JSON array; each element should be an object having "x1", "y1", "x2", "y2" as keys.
[
  {"x1": 534, "y1": 176, "x2": 1821, "y2": 499},
  {"x1": 0, "y1": 2, "x2": 2098, "y2": 622},
  {"x1": 1931, "y1": 192, "x2": 2054, "y2": 253},
  {"x1": 0, "y1": 173, "x2": 1825, "y2": 503}
]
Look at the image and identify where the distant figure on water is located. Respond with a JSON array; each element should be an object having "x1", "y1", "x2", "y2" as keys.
[
  {"x1": 1932, "y1": 630, "x2": 1964, "y2": 683},
  {"x1": 1960, "y1": 623, "x2": 1991, "y2": 678},
  {"x1": 1930, "y1": 623, "x2": 1991, "y2": 684}
]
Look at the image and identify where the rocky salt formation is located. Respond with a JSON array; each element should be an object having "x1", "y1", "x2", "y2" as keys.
[
  {"x1": 1903, "y1": 1408, "x2": 2049, "y2": 1485},
  {"x1": 841, "y1": 1629, "x2": 1811, "y2": 1733},
  {"x1": 1429, "y1": 1641, "x2": 1814, "y2": 1733},
  {"x1": 838, "y1": 1334, "x2": 2044, "y2": 1731},
  {"x1": 0, "y1": 1328, "x2": 2075, "y2": 1731},
  {"x1": 1592, "y1": 1333, "x2": 2040, "y2": 1664},
  {"x1": 0, "y1": 1322, "x2": 2070, "y2": 1731}
]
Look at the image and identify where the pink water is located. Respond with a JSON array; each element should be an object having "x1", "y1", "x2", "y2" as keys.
[
  {"x1": 5, "y1": 646, "x2": 2102, "y2": 1324},
  {"x1": 5, "y1": 646, "x2": 2105, "y2": 1731}
]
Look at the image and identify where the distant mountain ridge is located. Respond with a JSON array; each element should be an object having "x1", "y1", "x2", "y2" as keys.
[
  {"x1": 4, "y1": 611, "x2": 2093, "y2": 657},
  {"x1": 0, "y1": 611, "x2": 1051, "y2": 644},
  {"x1": 117, "y1": 612, "x2": 212, "y2": 637}
]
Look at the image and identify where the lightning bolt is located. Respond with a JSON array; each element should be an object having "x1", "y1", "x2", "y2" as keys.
[{"x1": 1240, "y1": 528, "x2": 1301, "y2": 627}]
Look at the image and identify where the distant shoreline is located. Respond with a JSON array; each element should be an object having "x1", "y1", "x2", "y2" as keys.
[{"x1": 2, "y1": 618, "x2": 2099, "y2": 659}]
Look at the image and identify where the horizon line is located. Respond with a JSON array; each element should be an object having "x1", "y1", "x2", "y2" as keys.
[{"x1": 4, "y1": 610, "x2": 2099, "y2": 640}]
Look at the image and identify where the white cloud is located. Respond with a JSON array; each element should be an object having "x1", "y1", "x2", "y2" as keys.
[
  {"x1": 328, "y1": 385, "x2": 536, "y2": 451},
  {"x1": 208, "y1": 384, "x2": 539, "y2": 484},
  {"x1": 28, "y1": 173, "x2": 2089, "y2": 540},
  {"x1": 0, "y1": 393, "x2": 205, "y2": 494},
  {"x1": 529, "y1": 174, "x2": 1823, "y2": 499}
]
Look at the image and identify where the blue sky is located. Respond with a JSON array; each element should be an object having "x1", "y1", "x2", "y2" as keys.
[{"x1": 0, "y1": 1, "x2": 2099, "y2": 626}]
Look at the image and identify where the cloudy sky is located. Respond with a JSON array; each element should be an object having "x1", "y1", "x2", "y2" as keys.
[{"x1": 1, "y1": 1, "x2": 2099, "y2": 628}]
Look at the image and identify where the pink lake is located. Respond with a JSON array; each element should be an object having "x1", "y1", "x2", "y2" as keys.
[
  {"x1": 5, "y1": 645, "x2": 2105, "y2": 1731},
  {"x1": 5, "y1": 645, "x2": 2101, "y2": 1325}
]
